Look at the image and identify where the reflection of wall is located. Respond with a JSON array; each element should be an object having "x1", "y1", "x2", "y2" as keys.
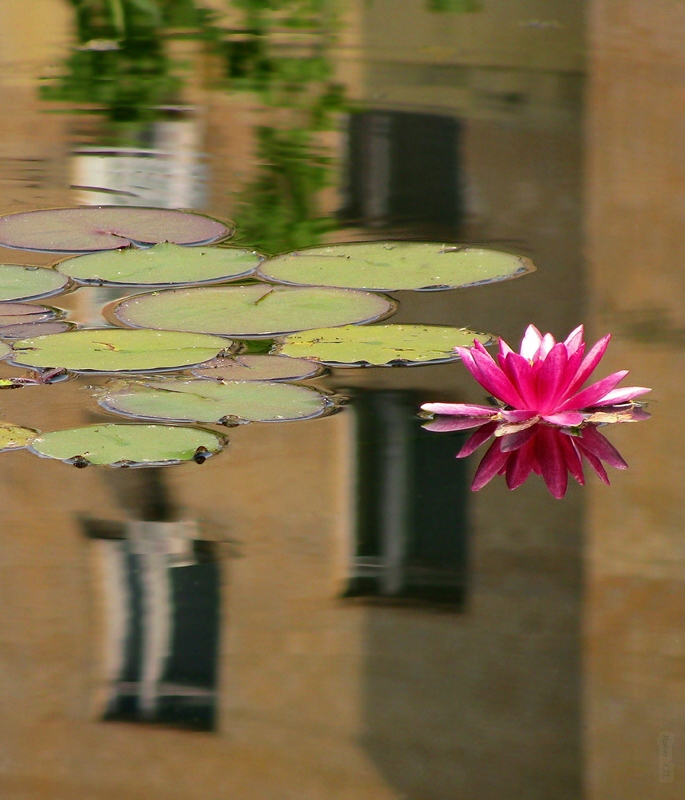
[
  {"x1": 0, "y1": 3, "x2": 588, "y2": 800},
  {"x1": 585, "y1": 2, "x2": 685, "y2": 797}
]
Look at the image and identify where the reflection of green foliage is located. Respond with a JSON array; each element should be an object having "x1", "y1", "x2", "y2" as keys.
[
  {"x1": 45, "y1": 0, "x2": 345, "y2": 252},
  {"x1": 232, "y1": 127, "x2": 336, "y2": 255},
  {"x1": 224, "y1": 1, "x2": 345, "y2": 253},
  {"x1": 40, "y1": 0, "x2": 218, "y2": 123},
  {"x1": 427, "y1": 0, "x2": 481, "y2": 11}
]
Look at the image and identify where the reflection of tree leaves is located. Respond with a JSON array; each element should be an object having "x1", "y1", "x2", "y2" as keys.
[{"x1": 232, "y1": 127, "x2": 336, "y2": 255}]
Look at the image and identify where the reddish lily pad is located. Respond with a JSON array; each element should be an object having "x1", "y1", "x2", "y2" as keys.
[
  {"x1": 0, "y1": 320, "x2": 76, "y2": 339},
  {"x1": 0, "y1": 207, "x2": 231, "y2": 253},
  {"x1": 0, "y1": 302, "x2": 62, "y2": 325},
  {"x1": 109, "y1": 284, "x2": 396, "y2": 338},
  {"x1": 191, "y1": 355, "x2": 323, "y2": 382}
]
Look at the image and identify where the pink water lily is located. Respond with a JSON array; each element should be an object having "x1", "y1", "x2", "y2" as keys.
[{"x1": 421, "y1": 325, "x2": 651, "y2": 498}]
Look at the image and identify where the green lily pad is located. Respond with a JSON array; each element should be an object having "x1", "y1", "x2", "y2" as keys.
[
  {"x1": 99, "y1": 379, "x2": 330, "y2": 424},
  {"x1": 0, "y1": 264, "x2": 70, "y2": 302},
  {"x1": 109, "y1": 284, "x2": 396, "y2": 338},
  {"x1": 0, "y1": 321, "x2": 76, "y2": 339},
  {"x1": 10, "y1": 329, "x2": 232, "y2": 373},
  {"x1": 191, "y1": 355, "x2": 322, "y2": 382},
  {"x1": 57, "y1": 242, "x2": 263, "y2": 286},
  {"x1": 28, "y1": 424, "x2": 225, "y2": 467},
  {"x1": 0, "y1": 207, "x2": 231, "y2": 253},
  {"x1": 259, "y1": 242, "x2": 535, "y2": 291},
  {"x1": 0, "y1": 422, "x2": 39, "y2": 451},
  {"x1": 0, "y1": 341, "x2": 11, "y2": 360},
  {"x1": 272, "y1": 324, "x2": 493, "y2": 366}
]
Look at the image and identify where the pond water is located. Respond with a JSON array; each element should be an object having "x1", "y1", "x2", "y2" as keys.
[{"x1": 0, "y1": 3, "x2": 680, "y2": 800}]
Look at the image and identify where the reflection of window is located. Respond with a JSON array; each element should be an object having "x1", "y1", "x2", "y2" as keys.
[
  {"x1": 71, "y1": 118, "x2": 206, "y2": 208},
  {"x1": 83, "y1": 520, "x2": 220, "y2": 732},
  {"x1": 346, "y1": 391, "x2": 469, "y2": 608},
  {"x1": 342, "y1": 111, "x2": 462, "y2": 233}
]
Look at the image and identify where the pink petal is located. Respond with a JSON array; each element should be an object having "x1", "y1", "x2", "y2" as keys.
[
  {"x1": 496, "y1": 337, "x2": 514, "y2": 367},
  {"x1": 454, "y1": 347, "x2": 482, "y2": 382},
  {"x1": 470, "y1": 348, "x2": 525, "y2": 408},
  {"x1": 499, "y1": 424, "x2": 539, "y2": 452},
  {"x1": 559, "y1": 370, "x2": 629, "y2": 411},
  {"x1": 420, "y1": 402, "x2": 496, "y2": 417},
  {"x1": 519, "y1": 324, "x2": 543, "y2": 360},
  {"x1": 537, "y1": 333, "x2": 556, "y2": 360},
  {"x1": 590, "y1": 386, "x2": 651, "y2": 406},
  {"x1": 578, "y1": 426, "x2": 628, "y2": 470},
  {"x1": 541, "y1": 411, "x2": 585, "y2": 426},
  {"x1": 471, "y1": 440, "x2": 510, "y2": 491},
  {"x1": 559, "y1": 433, "x2": 585, "y2": 485},
  {"x1": 501, "y1": 409, "x2": 539, "y2": 423},
  {"x1": 505, "y1": 439, "x2": 537, "y2": 489},
  {"x1": 423, "y1": 417, "x2": 491, "y2": 433},
  {"x1": 472, "y1": 339, "x2": 490, "y2": 356},
  {"x1": 556, "y1": 344, "x2": 586, "y2": 398},
  {"x1": 535, "y1": 425, "x2": 569, "y2": 499},
  {"x1": 536, "y1": 342, "x2": 571, "y2": 413},
  {"x1": 580, "y1": 449, "x2": 610, "y2": 485},
  {"x1": 457, "y1": 421, "x2": 498, "y2": 457},
  {"x1": 503, "y1": 351, "x2": 538, "y2": 407},
  {"x1": 564, "y1": 334, "x2": 611, "y2": 396},
  {"x1": 563, "y1": 325, "x2": 585, "y2": 356}
]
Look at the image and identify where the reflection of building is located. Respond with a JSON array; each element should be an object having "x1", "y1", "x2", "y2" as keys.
[{"x1": 0, "y1": 1, "x2": 682, "y2": 800}]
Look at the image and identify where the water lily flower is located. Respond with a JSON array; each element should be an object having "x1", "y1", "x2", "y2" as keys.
[{"x1": 421, "y1": 324, "x2": 651, "y2": 497}]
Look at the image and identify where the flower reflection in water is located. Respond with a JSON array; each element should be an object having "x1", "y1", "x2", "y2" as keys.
[{"x1": 422, "y1": 325, "x2": 651, "y2": 498}]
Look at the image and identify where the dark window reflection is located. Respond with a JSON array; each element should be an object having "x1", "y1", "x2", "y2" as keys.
[
  {"x1": 346, "y1": 391, "x2": 469, "y2": 608},
  {"x1": 343, "y1": 112, "x2": 462, "y2": 234},
  {"x1": 82, "y1": 520, "x2": 220, "y2": 732}
]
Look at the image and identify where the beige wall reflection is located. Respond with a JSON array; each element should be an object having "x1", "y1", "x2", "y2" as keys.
[
  {"x1": 585, "y1": 1, "x2": 685, "y2": 798},
  {"x1": 0, "y1": 1, "x2": 594, "y2": 799}
]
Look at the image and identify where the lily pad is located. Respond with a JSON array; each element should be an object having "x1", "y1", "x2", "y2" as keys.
[
  {"x1": 28, "y1": 424, "x2": 225, "y2": 467},
  {"x1": 0, "y1": 341, "x2": 11, "y2": 360},
  {"x1": 0, "y1": 320, "x2": 76, "y2": 339},
  {"x1": 10, "y1": 329, "x2": 231, "y2": 373},
  {"x1": 57, "y1": 242, "x2": 262, "y2": 286},
  {"x1": 191, "y1": 354, "x2": 322, "y2": 382},
  {"x1": 0, "y1": 422, "x2": 39, "y2": 451},
  {"x1": 109, "y1": 284, "x2": 396, "y2": 338},
  {"x1": 259, "y1": 242, "x2": 535, "y2": 291},
  {"x1": 272, "y1": 324, "x2": 493, "y2": 366},
  {"x1": 99, "y1": 379, "x2": 330, "y2": 424},
  {"x1": 0, "y1": 264, "x2": 70, "y2": 302},
  {"x1": 0, "y1": 302, "x2": 62, "y2": 325},
  {"x1": 0, "y1": 207, "x2": 230, "y2": 253}
]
